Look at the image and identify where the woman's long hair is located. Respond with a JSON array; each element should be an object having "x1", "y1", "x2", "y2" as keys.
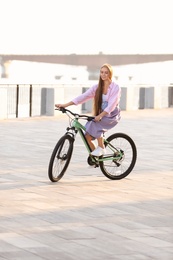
[{"x1": 93, "y1": 63, "x2": 113, "y2": 116}]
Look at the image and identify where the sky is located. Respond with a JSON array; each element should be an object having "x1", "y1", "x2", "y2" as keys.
[{"x1": 0, "y1": 0, "x2": 173, "y2": 55}]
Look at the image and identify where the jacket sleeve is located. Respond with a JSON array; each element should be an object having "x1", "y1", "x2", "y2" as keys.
[{"x1": 72, "y1": 84, "x2": 98, "y2": 105}]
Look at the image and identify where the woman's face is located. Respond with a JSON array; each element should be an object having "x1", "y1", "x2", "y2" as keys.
[{"x1": 100, "y1": 66, "x2": 110, "y2": 81}]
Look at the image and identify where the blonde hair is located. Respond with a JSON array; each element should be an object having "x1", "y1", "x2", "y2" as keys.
[{"x1": 93, "y1": 64, "x2": 113, "y2": 116}]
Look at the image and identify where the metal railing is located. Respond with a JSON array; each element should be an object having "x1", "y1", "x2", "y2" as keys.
[{"x1": 0, "y1": 84, "x2": 172, "y2": 119}]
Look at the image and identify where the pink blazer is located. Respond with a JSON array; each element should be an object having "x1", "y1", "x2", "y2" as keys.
[{"x1": 72, "y1": 81, "x2": 121, "y2": 114}]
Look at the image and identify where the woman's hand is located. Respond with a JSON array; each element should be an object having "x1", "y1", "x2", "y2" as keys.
[
  {"x1": 55, "y1": 101, "x2": 74, "y2": 109},
  {"x1": 94, "y1": 111, "x2": 108, "y2": 122},
  {"x1": 94, "y1": 115, "x2": 102, "y2": 122},
  {"x1": 55, "y1": 104, "x2": 65, "y2": 108}
]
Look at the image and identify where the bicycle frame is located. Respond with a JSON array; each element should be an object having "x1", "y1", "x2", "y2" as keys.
[
  {"x1": 70, "y1": 117, "x2": 123, "y2": 163},
  {"x1": 71, "y1": 118, "x2": 92, "y2": 153}
]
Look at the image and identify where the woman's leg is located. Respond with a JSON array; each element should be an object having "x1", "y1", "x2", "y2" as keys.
[
  {"x1": 90, "y1": 136, "x2": 106, "y2": 156},
  {"x1": 97, "y1": 137, "x2": 105, "y2": 149},
  {"x1": 85, "y1": 133, "x2": 95, "y2": 151}
]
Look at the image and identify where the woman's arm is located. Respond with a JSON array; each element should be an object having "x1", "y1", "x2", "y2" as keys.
[
  {"x1": 72, "y1": 84, "x2": 97, "y2": 105},
  {"x1": 55, "y1": 84, "x2": 98, "y2": 108},
  {"x1": 55, "y1": 101, "x2": 74, "y2": 108}
]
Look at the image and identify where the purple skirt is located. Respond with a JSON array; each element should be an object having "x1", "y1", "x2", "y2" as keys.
[{"x1": 85, "y1": 107, "x2": 121, "y2": 139}]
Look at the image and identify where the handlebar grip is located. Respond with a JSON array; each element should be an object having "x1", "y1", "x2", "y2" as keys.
[
  {"x1": 59, "y1": 107, "x2": 66, "y2": 113},
  {"x1": 88, "y1": 116, "x2": 95, "y2": 121},
  {"x1": 55, "y1": 107, "x2": 66, "y2": 113}
]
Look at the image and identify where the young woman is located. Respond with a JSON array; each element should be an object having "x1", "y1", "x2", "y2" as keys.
[{"x1": 55, "y1": 63, "x2": 121, "y2": 157}]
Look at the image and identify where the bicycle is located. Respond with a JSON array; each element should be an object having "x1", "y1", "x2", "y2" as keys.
[{"x1": 48, "y1": 107, "x2": 137, "y2": 182}]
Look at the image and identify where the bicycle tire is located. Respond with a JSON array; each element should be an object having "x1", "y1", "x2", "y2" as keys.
[
  {"x1": 48, "y1": 134, "x2": 74, "y2": 182},
  {"x1": 100, "y1": 133, "x2": 137, "y2": 180}
]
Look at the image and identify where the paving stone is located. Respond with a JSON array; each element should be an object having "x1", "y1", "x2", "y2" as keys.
[{"x1": 0, "y1": 108, "x2": 172, "y2": 259}]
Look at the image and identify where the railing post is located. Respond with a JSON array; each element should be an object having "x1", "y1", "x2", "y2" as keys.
[
  {"x1": 16, "y1": 85, "x2": 19, "y2": 118},
  {"x1": 29, "y1": 84, "x2": 32, "y2": 117}
]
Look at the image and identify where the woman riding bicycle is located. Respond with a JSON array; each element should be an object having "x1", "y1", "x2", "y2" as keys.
[{"x1": 55, "y1": 63, "x2": 121, "y2": 157}]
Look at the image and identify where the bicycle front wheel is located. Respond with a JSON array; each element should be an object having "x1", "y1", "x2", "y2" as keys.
[
  {"x1": 48, "y1": 134, "x2": 74, "y2": 182},
  {"x1": 100, "y1": 133, "x2": 137, "y2": 180}
]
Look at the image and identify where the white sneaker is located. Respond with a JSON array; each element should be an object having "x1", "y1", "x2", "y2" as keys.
[{"x1": 90, "y1": 146, "x2": 107, "y2": 157}]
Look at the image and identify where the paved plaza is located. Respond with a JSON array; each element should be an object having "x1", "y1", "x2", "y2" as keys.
[{"x1": 0, "y1": 108, "x2": 173, "y2": 259}]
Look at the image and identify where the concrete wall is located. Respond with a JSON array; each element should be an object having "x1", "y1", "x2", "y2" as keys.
[{"x1": 0, "y1": 84, "x2": 172, "y2": 119}]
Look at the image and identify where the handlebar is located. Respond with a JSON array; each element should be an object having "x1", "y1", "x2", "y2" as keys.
[{"x1": 55, "y1": 107, "x2": 95, "y2": 121}]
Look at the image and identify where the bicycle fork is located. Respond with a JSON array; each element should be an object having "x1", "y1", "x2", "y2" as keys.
[{"x1": 56, "y1": 133, "x2": 75, "y2": 160}]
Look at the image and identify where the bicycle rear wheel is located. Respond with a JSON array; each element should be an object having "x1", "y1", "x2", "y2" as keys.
[
  {"x1": 100, "y1": 133, "x2": 137, "y2": 180},
  {"x1": 48, "y1": 134, "x2": 74, "y2": 182}
]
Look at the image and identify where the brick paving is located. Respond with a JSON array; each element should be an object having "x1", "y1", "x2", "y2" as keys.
[{"x1": 0, "y1": 108, "x2": 172, "y2": 260}]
